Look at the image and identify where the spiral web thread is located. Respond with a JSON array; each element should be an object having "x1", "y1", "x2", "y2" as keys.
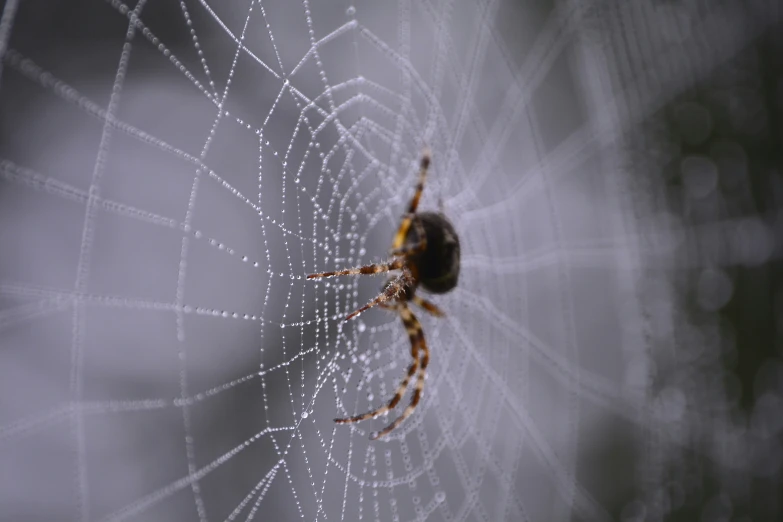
[{"x1": 0, "y1": 1, "x2": 780, "y2": 521}]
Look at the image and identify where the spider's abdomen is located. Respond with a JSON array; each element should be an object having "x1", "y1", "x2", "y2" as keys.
[{"x1": 408, "y1": 212, "x2": 460, "y2": 294}]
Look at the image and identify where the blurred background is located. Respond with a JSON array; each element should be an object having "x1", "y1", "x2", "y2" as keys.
[{"x1": 1, "y1": 0, "x2": 781, "y2": 520}]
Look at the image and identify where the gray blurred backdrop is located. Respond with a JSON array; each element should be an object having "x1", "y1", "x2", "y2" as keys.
[{"x1": 1, "y1": 0, "x2": 782, "y2": 521}]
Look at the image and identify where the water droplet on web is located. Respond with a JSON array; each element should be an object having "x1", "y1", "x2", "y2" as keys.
[
  {"x1": 301, "y1": 411, "x2": 309, "y2": 419},
  {"x1": 435, "y1": 491, "x2": 446, "y2": 503},
  {"x1": 696, "y1": 268, "x2": 733, "y2": 311},
  {"x1": 346, "y1": 6, "x2": 356, "y2": 16},
  {"x1": 367, "y1": 394, "x2": 374, "y2": 401},
  {"x1": 731, "y1": 218, "x2": 774, "y2": 266},
  {"x1": 357, "y1": 321, "x2": 366, "y2": 332},
  {"x1": 359, "y1": 248, "x2": 366, "y2": 256}
]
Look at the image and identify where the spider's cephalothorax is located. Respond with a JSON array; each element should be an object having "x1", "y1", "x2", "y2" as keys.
[
  {"x1": 405, "y1": 211, "x2": 460, "y2": 294},
  {"x1": 306, "y1": 150, "x2": 460, "y2": 440}
]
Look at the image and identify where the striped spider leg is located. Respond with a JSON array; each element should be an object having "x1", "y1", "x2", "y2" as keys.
[
  {"x1": 306, "y1": 258, "x2": 413, "y2": 320},
  {"x1": 335, "y1": 303, "x2": 431, "y2": 440},
  {"x1": 391, "y1": 148, "x2": 430, "y2": 251}
]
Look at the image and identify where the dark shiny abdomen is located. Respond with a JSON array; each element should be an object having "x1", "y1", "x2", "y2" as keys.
[{"x1": 408, "y1": 212, "x2": 460, "y2": 294}]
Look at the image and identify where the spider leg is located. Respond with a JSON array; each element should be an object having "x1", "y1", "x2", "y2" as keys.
[
  {"x1": 370, "y1": 306, "x2": 430, "y2": 440},
  {"x1": 412, "y1": 295, "x2": 444, "y2": 317},
  {"x1": 334, "y1": 308, "x2": 419, "y2": 425},
  {"x1": 392, "y1": 149, "x2": 430, "y2": 251},
  {"x1": 307, "y1": 258, "x2": 404, "y2": 279},
  {"x1": 345, "y1": 269, "x2": 414, "y2": 321},
  {"x1": 390, "y1": 215, "x2": 427, "y2": 257}
]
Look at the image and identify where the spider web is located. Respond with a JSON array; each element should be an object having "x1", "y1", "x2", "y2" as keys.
[{"x1": 1, "y1": 0, "x2": 781, "y2": 521}]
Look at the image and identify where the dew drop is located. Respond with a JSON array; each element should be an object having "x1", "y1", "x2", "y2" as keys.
[
  {"x1": 346, "y1": 5, "x2": 356, "y2": 15},
  {"x1": 301, "y1": 411, "x2": 309, "y2": 419},
  {"x1": 731, "y1": 218, "x2": 774, "y2": 266},
  {"x1": 696, "y1": 268, "x2": 733, "y2": 311}
]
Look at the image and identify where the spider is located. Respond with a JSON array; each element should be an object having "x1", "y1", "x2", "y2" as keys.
[{"x1": 307, "y1": 149, "x2": 460, "y2": 440}]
